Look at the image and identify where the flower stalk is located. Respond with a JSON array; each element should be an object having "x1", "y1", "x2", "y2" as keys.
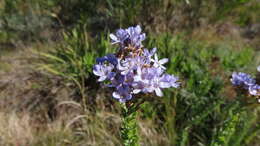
[{"x1": 121, "y1": 103, "x2": 139, "y2": 146}]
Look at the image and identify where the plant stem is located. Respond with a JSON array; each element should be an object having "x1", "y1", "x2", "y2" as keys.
[{"x1": 121, "y1": 103, "x2": 140, "y2": 146}]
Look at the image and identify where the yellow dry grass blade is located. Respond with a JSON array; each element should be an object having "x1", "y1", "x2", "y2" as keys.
[
  {"x1": 39, "y1": 64, "x2": 64, "y2": 76},
  {"x1": 65, "y1": 115, "x2": 88, "y2": 130},
  {"x1": 38, "y1": 52, "x2": 66, "y2": 63},
  {"x1": 57, "y1": 101, "x2": 83, "y2": 110}
]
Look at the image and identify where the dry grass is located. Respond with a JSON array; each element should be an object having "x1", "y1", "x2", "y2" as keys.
[
  {"x1": 0, "y1": 112, "x2": 33, "y2": 145},
  {"x1": 0, "y1": 44, "x2": 124, "y2": 145},
  {"x1": 191, "y1": 23, "x2": 244, "y2": 48}
]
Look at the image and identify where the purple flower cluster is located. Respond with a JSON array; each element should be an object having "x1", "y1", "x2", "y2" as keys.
[
  {"x1": 231, "y1": 67, "x2": 260, "y2": 98},
  {"x1": 93, "y1": 25, "x2": 179, "y2": 102}
]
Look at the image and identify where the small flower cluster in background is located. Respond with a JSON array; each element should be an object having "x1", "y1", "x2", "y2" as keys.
[
  {"x1": 93, "y1": 25, "x2": 179, "y2": 102},
  {"x1": 231, "y1": 66, "x2": 260, "y2": 102}
]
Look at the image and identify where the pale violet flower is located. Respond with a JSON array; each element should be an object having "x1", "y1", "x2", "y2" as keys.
[
  {"x1": 109, "y1": 25, "x2": 145, "y2": 48},
  {"x1": 231, "y1": 66, "x2": 260, "y2": 102},
  {"x1": 132, "y1": 67, "x2": 179, "y2": 97},
  {"x1": 117, "y1": 58, "x2": 135, "y2": 75},
  {"x1": 151, "y1": 53, "x2": 168, "y2": 70},
  {"x1": 231, "y1": 72, "x2": 255, "y2": 88},
  {"x1": 109, "y1": 29, "x2": 129, "y2": 45},
  {"x1": 113, "y1": 84, "x2": 132, "y2": 103},
  {"x1": 160, "y1": 74, "x2": 180, "y2": 88},
  {"x1": 93, "y1": 63, "x2": 115, "y2": 82},
  {"x1": 96, "y1": 54, "x2": 117, "y2": 65},
  {"x1": 249, "y1": 85, "x2": 260, "y2": 96},
  {"x1": 143, "y1": 48, "x2": 157, "y2": 58},
  {"x1": 93, "y1": 25, "x2": 179, "y2": 102}
]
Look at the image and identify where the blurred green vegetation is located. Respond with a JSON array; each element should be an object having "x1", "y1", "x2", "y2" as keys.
[
  {"x1": 0, "y1": 0, "x2": 259, "y2": 145},
  {"x1": 1, "y1": 0, "x2": 259, "y2": 43}
]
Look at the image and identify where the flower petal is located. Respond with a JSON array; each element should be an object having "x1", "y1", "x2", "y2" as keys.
[
  {"x1": 133, "y1": 89, "x2": 141, "y2": 94},
  {"x1": 159, "y1": 82, "x2": 171, "y2": 88},
  {"x1": 110, "y1": 34, "x2": 118, "y2": 42},
  {"x1": 98, "y1": 76, "x2": 107, "y2": 82},
  {"x1": 155, "y1": 88, "x2": 163, "y2": 97},
  {"x1": 112, "y1": 92, "x2": 121, "y2": 99},
  {"x1": 154, "y1": 53, "x2": 158, "y2": 61},
  {"x1": 159, "y1": 58, "x2": 168, "y2": 64}
]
